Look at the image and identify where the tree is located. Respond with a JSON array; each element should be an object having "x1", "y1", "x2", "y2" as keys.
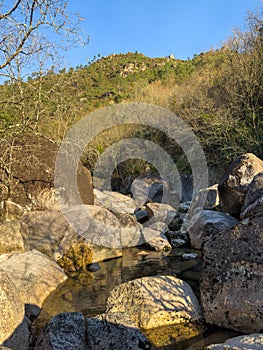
[
  {"x1": 0, "y1": 0, "x2": 88, "y2": 216},
  {"x1": 0, "y1": 0, "x2": 87, "y2": 76}
]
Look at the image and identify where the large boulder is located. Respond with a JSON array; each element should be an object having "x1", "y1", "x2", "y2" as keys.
[
  {"x1": 0, "y1": 134, "x2": 94, "y2": 216},
  {"x1": 218, "y1": 153, "x2": 263, "y2": 216},
  {"x1": 206, "y1": 333, "x2": 263, "y2": 350},
  {"x1": 86, "y1": 312, "x2": 151, "y2": 350},
  {"x1": 20, "y1": 210, "x2": 79, "y2": 260},
  {"x1": 35, "y1": 312, "x2": 86, "y2": 350},
  {"x1": 188, "y1": 210, "x2": 239, "y2": 249},
  {"x1": 0, "y1": 270, "x2": 25, "y2": 346},
  {"x1": 21, "y1": 206, "x2": 123, "y2": 263},
  {"x1": 241, "y1": 172, "x2": 263, "y2": 219},
  {"x1": 201, "y1": 216, "x2": 263, "y2": 333},
  {"x1": 94, "y1": 189, "x2": 137, "y2": 215},
  {"x1": 0, "y1": 220, "x2": 24, "y2": 254},
  {"x1": 0, "y1": 250, "x2": 67, "y2": 317},
  {"x1": 106, "y1": 275, "x2": 203, "y2": 330}
]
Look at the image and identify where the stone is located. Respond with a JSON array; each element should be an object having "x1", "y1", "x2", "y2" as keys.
[
  {"x1": 167, "y1": 230, "x2": 189, "y2": 248},
  {"x1": 131, "y1": 175, "x2": 168, "y2": 206},
  {"x1": 20, "y1": 210, "x2": 79, "y2": 260},
  {"x1": 206, "y1": 333, "x2": 263, "y2": 350},
  {"x1": 201, "y1": 216, "x2": 263, "y2": 333},
  {"x1": 188, "y1": 210, "x2": 239, "y2": 249},
  {"x1": 146, "y1": 202, "x2": 179, "y2": 227},
  {"x1": 200, "y1": 184, "x2": 219, "y2": 209},
  {"x1": 35, "y1": 312, "x2": 86, "y2": 350},
  {"x1": 0, "y1": 220, "x2": 24, "y2": 254},
  {"x1": 21, "y1": 206, "x2": 122, "y2": 261},
  {"x1": 241, "y1": 172, "x2": 263, "y2": 219},
  {"x1": 62, "y1": 205, "x2": 122, "y2": 250},
  {"x1": 142, "y1": 227, "x2": 171, "y2": 251},
  {"x1": 113, "y1": 212, "x2": 144, "y2": 247},
  {"x1": 134, "y1": 207, "x2": 149, "y2": 223},
  {"x1": 94, "y1": 189, "x2": 137, "y2": 215},
  {"x1": 218, "y1": 153, "x2": 263, "y2": 216},
  {"x1": 86, "y1": 312, "x2": 151, "y2": 350},
  {"x1": 0, "y1": 270, "x2": 25, "y2": 346},
  {"x1": 0, "y1": 250, "x2": 67, "y2": 317},
  {"x1": 106, "y1": 275, "x2": 203, "y2": 330}
]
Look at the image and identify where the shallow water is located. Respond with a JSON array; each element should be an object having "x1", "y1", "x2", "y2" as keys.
[{"x1": 34, "y1": 246, "x2": 240, "y2": 349}]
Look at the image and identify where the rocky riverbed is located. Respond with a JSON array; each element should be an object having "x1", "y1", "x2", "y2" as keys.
[{"x1": 0, "y1": 152, "x2": 263, "y2": 349}]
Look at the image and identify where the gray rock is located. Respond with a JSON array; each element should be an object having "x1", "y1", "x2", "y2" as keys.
[
  {"x1": 35, "y1": 312, "x2": 86, "y2": 350},
  {"x1": 206, "y1": 333, "x2": 263, "y2": 350},
  {"x1": 201, "y1": 216, "x2": 263, "y2": 333},
  {"x1": 0, "y1": 250, "x2": 67, "y2": 317},
  {"x1": 188, "y1": 210, "x2": 239, "y2": 249},
  {"x1": 94, "y1": 189, "x2": 137, "y2": 215},
  {"x1": 113, "y1": 211, "x2": 144, "y2": 247},
  {"x1": 106, "y1": 275, "x2": 203, "y2": 330},
  {"x1": 0, "y1": 270, "x2": 25, "y2": 346},
  {"x1": 200, "y1": 184, "x2": 219, "y2": 209},
  {"x1": 20, "y1": 210, "x2": 79, "y2": 260},
  {"x1": 142, "y1": 227, "x2": 172, "y2": 251},
  {"x1": 131, "y1": 176, "x2": 167, "y2": 206},
  {"x1": 21, "y1": 206, "x2": 123, "y2": 261},
  {"x1": 86, "y1": 312, "x2": 151, "y2": 350},
  {"x1": 63, "y1": 205, "x2": 122, "y2": 249},
  {"x1": 146, "y1": 202, "x2": 178, "y2": 227},
  {"x1": 241, "y1": 172, "x2": 263, "y2": 219},
  {"x1": 218, "y1": 153, "x2": 263, "y2": 216},
  {"x1": 0, "y1": 220, "x2": 24, "y2": 254}
]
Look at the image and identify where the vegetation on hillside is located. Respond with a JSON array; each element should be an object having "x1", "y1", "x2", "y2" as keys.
[{"x1": 0, "y1": 3, "x2": 262, "y2": 199}]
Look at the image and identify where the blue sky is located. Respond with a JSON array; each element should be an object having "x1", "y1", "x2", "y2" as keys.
[{"x1": 66, "y1": 0, "x2": 260, "y2": 67}]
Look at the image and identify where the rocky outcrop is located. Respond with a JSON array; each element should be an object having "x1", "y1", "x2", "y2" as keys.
[
  {"x1": 0, "y1": 220, "x2": 24, "y2": 254},
  {"x1": 188, "y1": 210, "x2": 239, "y2": 249},
  {"x1": 35, "y1": 312, "x2": 86, "y2": 350},
  {"x1": 201, "y1": 216, "x2": 263, "y2": 333},
  {"x1": 206, "y1": 333, "x2": 263, "y2": 350},
  {"x1": 0, "y1": 250, "x2": 67, "y2": 317},
  {"x1": 0, "y1": 134, "x2": 94, "y2": 217},
  {"x1": 106, "y1": 275, "x2": 203, "y2": 330},
  {"x1": 86, "y1": 312, "x2": 151, "y2": 350},
  {"x1": 218, "y1": 153, "x2": 263, "y2": 216}
]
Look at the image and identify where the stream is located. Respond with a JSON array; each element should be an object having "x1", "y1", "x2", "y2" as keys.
[{"x1": 33, "y1": 246, "x2": 240, "y2": 349}]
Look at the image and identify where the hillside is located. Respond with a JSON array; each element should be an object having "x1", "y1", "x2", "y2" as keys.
[{"x1": 0, "y1": 36, "x2": 262, "y2": 185}]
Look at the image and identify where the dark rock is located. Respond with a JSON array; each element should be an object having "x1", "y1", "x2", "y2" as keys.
[
  {"x1": 201, "y1": 216, "x2": 263, "y2": 333},
  {"x1": 86, "y1": 262, "x2": 100, "y2": 272},
  {"x1": 86, "y1": 312, "x2": 151, "y2": 350},
  {"x1": 35, "y1": 312, "x2": 86, "y2": 350},
  {"x1": 241, "y1": 172, "x2": 263, "y2": 219},
  {"x1": 218, "y1": 153, "x2": 263, "y2": 216},
  {"x1": 188, "y1": 210, "x2": 239, "y2": 249}
]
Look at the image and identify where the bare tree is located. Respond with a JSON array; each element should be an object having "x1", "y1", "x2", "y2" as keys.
[{"x1": 0, "y1": 0, "x2": 88, "y2": 217}]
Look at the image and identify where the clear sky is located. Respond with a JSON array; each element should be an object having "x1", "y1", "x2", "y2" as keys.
[{"x1": 66, "y1": 0, "x2": 261, "y2": 67}]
